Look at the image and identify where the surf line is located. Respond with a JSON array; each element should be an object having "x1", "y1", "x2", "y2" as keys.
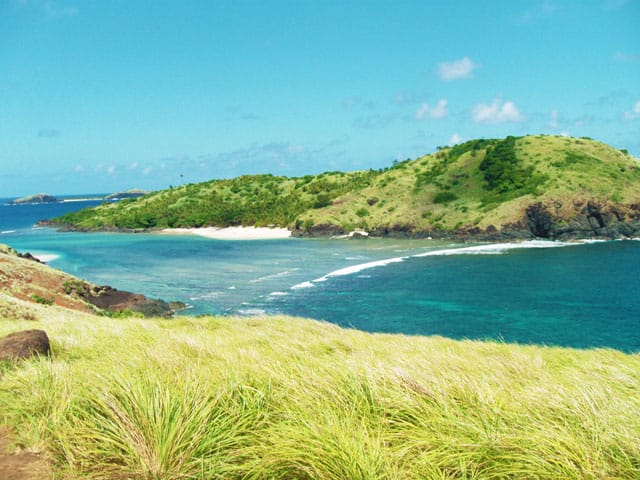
[{"x1": 290, "y1": 240, "x2": 580, "y2": 290}]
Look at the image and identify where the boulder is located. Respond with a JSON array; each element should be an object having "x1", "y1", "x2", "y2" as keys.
[{"x1": 0, "y1": 330, "x2": 50, "y2": 361}]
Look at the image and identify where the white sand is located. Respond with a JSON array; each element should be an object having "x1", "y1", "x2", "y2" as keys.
[{"x1": 162, "y1": 226, "x2": 292, "y2": 240}]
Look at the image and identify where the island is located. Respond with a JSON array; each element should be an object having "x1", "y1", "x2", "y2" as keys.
[
  {"x1": 44, "y1": 135, "x2": 640, "y2": 241},
  {"x1": 10, "y1": 193, "x2": 60, "y2": 205},
  {"x1": 104, "y1": 189, "x2": 149, "y2": 200}
]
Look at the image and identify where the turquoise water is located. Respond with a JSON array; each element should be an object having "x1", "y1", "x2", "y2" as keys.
[{"x1": 2, "y1": 198, "x2": 639, "y2": 352}]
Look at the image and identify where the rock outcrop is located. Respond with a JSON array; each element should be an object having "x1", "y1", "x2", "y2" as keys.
[
  {"x1": 1, "y1": 244, "x2": 182, "y2": 317},
  {"x1": 10, "y1": 194, "x2": 59, "y2": 205},
  {"x1": 0, "y1": 330, "x2": 50, "y2": 361},
  {"x1": 524, "y1": 200, "x2": 640, "y2": 239}
]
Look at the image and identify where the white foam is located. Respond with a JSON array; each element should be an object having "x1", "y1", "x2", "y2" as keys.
[
  {"x1": 1, "y1": 230, "x2": 16, "y2": 234},
  {"x1": 237, "y1": 308, "x2": 266, "y2": 316},
  {"x1": 313, "y1": 256, "x2": 408, "y2": 283},
  {"x1": 291, "y1": 240, "x2": 581, "y2": 290},
  {"x1": 269, "y1": 291, "x2": 289, "y2": 297},
  {"x1": 413, "y1": 240, "x2": 575, "y2": 258},
  {"x1": 250, "y1": 270, "x2": 294, "y2": 283},
  {"x1": 32, "y1": 252, "x2": 60, "y2": 263}
]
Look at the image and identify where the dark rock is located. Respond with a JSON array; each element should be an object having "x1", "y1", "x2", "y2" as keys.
[
  {"x1": 526, "y1": 203, "x2": 554, "y2": 238},
  {"x1": 0, "y1": 330, "x2": 50, "y2": 361},
  {"x1": 298, "y1": 223, "x2": 346, "y2": 237},
  {"x1": 76, "y1": 285, "x2": 176, "y2": 317},
  {"x1": 16, "y1": 252, "x2": 43, "y2": 264}
]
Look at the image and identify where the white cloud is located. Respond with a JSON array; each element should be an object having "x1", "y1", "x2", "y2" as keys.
[
  {"x1": 437, "y1": 57, "x2": 478, "y2": 81},
  {"x1": 415, "y1": 99, "x2": 448, "y2": 120},
  {"x1": 472, "y1": 99, "x2": 525, "y2": 123},
  {"x1": 519, "y1": 1, "x2": 559, "y2": 23},
  {"x1": 449, "y1": 133, "x2": 464, "y2": 145},
  {"x1": 107, "y1": 165, "x2": 116, "y2": 175},
  {"x1": 74, "y1": 164, "x2": 84, "y2": 172},
  {"x1": 129, "y1": 161, "x2": 139, "y2": 170},
  {"x1": 613, "y1": 51, "x2": 640, "y2": 62},
  {"x1": 287, "y1": 144, "x2": 304, "y2": 154},
  {"x1": 623, "y1": 100, "x2": 640, "y2": 120},
  {"x1": 549, "y1": 110, "x2": 559, "y2": 128},
  {"x1": 142, "y1": 167, "x2": 152, "y2": 175}
]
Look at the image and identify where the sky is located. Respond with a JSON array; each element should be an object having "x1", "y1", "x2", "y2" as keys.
[{"x1": 1, "y1": 0, "x2": 639, "y2": 197}]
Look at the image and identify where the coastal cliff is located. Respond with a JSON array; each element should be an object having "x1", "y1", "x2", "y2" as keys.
[{"x1": 45, "y1": 135, "x2": 640, "y2": 240}]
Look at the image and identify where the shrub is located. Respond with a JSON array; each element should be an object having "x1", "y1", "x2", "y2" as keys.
[{"x1": 433, "y1": 191, "x2": 458, "y2": 204}]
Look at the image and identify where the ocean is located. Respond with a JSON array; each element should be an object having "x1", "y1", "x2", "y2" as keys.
[{"x1": 1, "y1": 197, "x2": 639, "y2": 352}]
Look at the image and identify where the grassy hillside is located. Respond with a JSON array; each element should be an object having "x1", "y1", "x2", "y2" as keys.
[
  {"x1": 49, "y1": 135, "x2": 640, "y2": 239},
  {"x1": 1, "y1": 296, "x2": 639, "y2": 479}
]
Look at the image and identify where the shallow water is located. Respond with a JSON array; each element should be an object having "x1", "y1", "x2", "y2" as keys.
[{"x1": 2, "y1": 198, "x2": 639, "y2": 352}]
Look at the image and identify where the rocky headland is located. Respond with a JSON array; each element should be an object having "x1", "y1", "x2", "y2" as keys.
[{"x1": 0, "y1": 244, "x2": 183, "y2": 318}]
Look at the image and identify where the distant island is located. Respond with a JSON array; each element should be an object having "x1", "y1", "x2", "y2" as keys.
[
  {"x1": 45, "y1": 135, "x2": 640, "y2": 241},
  {"x1": 104, "y1": 189, "x2": 149, "y2": 200},
  {"x1": 10, "y1": 189, "x2": 149, "y2": 206},
  {"x1": 10, "y1": 193, "x2": 60, "y2": 205}
]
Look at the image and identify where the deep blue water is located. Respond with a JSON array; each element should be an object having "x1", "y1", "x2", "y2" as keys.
[{"x1": 1, "y1": 197, "x2": 639, "y2": 352}]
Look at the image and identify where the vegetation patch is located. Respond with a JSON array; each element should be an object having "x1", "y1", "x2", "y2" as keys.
[
  {"x1": 0, "y1": 312, "x2": 638, "y2": 479},
  {"x1": 433, "y1": 191, "x2": 458, "y2": 204}
]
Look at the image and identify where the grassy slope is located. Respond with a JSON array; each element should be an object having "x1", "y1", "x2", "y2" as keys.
[
  {"x1": 52, "y1": 135, "x2": 640, "y2": 234},
  {"x1": 1, "y1": 298, "x2": 639, "y2": 479}
]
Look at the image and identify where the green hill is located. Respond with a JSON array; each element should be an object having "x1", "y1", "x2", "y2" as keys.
[{"x1": 48, "y1": 135, "x2": 640, "y2": 240}]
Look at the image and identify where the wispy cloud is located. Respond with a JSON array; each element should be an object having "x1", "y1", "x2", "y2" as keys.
[
  {"x1": 437, "y1": 57, "x2": 479, "y2": 81},
  {"x1": 519, "y1": 1, "x2": 560, "y2": 23},
  {"x1": 623, "y1": 100, "x2": 640, "y2": 120},
  {"x1": 602, "y1": 0, "x2": 629, "y2": 11},
  {"x1": 613, "y1": 51, "x2": 640, "y2": 62},
  {"x1": 42, "y1": 0, "x2": 78, "y2": 17},
  {"x1": 224, "y1": 105, "x2": 262, "y2": 121},
  {"x1": 549, "y1": 110, "x2": 559, "y2": 128},
  {"x1": 342, "y1": 96, "x2": 376, "y2": 110},
  {"x1": 37, "y1": 128, "x2": 60, "y2": 138},
  {"x1": 414, "y1": 99, "x2": 448, "y2": 120},
  {"x1": 472, "y1": 99, "x2": 525, "y2": 123},
  {"x1": 353, "y1": 113, "x2": 397, "y2": 129},
  {"x1": 14, "y1": 0, "x2": 78, "y2": 18},
  {"x1": 449, "y1": 133, "x2": 465, "y2": 146}
]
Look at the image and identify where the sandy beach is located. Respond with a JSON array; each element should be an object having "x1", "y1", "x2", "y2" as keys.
[{"x1": 161, "y1": 226, "x2": 292, "y2": 240}]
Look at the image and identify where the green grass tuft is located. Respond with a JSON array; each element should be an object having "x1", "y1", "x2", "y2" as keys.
[{"x1": 1, "y1": 311, "x2": 639, "y2": 479}]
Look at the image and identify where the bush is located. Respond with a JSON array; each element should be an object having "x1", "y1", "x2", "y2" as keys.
[{"x1": 433, "y1": 191, "x2": 458, "y2": 204}]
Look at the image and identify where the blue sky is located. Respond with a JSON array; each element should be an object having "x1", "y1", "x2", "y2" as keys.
[{"x1": 1, "y1": 0, "x2": 639, "y2": 196}]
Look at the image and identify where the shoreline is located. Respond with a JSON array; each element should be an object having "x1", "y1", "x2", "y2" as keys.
[{"x1": 161, "y1": 226, "x2": 292, "y2": 241}]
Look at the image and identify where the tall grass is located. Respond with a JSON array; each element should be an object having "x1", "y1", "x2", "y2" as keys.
[{"x1": 0, "y1": 310, "x2": 639, "y2": 479}]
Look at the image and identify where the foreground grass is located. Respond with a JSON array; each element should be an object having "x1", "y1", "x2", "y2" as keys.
[{"x1": 1, "y1": 305, "x2": 639, "y2": 479}]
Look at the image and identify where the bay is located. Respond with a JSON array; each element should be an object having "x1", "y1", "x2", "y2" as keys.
[{"x1": 1, "y1": 197, "x2": 639, "y2": 352}]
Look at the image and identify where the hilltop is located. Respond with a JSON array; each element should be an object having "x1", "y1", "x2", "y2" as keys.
[{"x1": 46, "y1": 135, "x2": 640, "y2": 240}]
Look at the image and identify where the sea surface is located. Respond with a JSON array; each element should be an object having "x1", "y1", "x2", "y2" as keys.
[{"x1": 1, "y1": 196, "x2": 639, "y2": 352}]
